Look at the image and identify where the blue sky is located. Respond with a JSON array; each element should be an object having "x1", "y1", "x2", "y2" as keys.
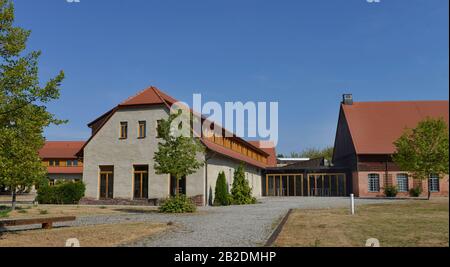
[{"x1": 14, "y1": 0, "x2": 449, "y2": 155}]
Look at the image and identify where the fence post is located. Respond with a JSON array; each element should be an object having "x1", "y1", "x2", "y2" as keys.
[{"x1": 350, "y1": 194, "x2": 355, "y2": 215}]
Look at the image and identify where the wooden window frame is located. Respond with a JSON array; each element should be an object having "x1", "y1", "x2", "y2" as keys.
[
  {"x1": 49, "y1": 160, "x2": 60, "y2": 167},
  {"x1": 138, "y1": 121, "x2": 146, "y2": 139},
  {"x1": 120, "y1": 122, "x2": 128, "y2": 139},
  {"x1": 133, "y1": 165, "x2": 149, "y2": 199}
]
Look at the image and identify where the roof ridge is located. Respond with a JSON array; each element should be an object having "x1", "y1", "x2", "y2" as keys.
[
  {"x1": 119, "y1": 86, "x2": 154, "y2": 105},
  {"x1": 151, "y1": 86, "x2": 172, "y2": 108},
  {"x1": 349, "y1": 100, "x2": 449, "y2": 104}
]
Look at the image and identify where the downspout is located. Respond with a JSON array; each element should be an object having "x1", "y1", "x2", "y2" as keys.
[
  {"x1": 204, "y1": 152, "x2": 217, "y2": 206},
  {"x1": 385, "y1": 155, "x2": 389, "y2": 188}
]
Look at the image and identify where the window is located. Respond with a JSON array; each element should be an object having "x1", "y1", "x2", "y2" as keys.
[
  {"x1": 156, "y1": 120, "x2": 163, "y2": 138},
  {"x1": 120, "y1": 122, "x2": 128, "y2": 139},
  {"x1": 49, "y1": 160, "x2": 60, "y2": 167},
  {"x1": 429, "y1": 174, "x2": 440, "y2": 192},
  {"x1": 138, "y1": 121, "x2": 146, "y2": 138},
  {"x1": 397, "y1": 174, "x2": 409, "y2": 192},
  {"x1": 66, "y1": 160, "x2": 79, "y2": 167},
  {"x1": 368, "y1": 173, "x2": 380, "y2": 192}
]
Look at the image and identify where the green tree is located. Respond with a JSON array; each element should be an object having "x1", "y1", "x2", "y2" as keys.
[
  {"x1": 289, "y1": 146, "x2": 334, "y2": 162},
  {"x1": 230, "y1": 164, "x2": 256, "y2": 205},
  {"x1": 393, "y1": 118, "x2": 449, "y2": 200},
  {"x1": 153, "y1": 111, "x2": 205, "y2": 195},
  {"x1": 0, "y1": 0, "x2": 65, "y2": 210},
  {"x1": 214, "y1": 171, "x2": 230, "y2": 206}
]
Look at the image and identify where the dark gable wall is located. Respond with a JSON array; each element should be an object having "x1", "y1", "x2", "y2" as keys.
[{"x1": 332, "y1": 106, "x2": 358, "y2": 171}]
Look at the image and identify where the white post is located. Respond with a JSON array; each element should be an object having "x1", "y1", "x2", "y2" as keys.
[{"x1": 350, "y1": 193, "x2": 355, "y2": 215}]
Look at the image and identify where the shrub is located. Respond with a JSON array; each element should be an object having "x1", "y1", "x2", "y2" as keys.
[
  {"x1": 36, "y1": 180, "x2": 86, "y2": 204},
  {"x1": 230, "y1": 164, "x2": 257, "y2": 205},
  {"x1": 409, "y1": 186, "x2": 423, "y2": 197},
  {"x1": 159, "y1": 195, "x2": 196, "y2": 213},
  {"x1": 384, "y1": 185, "x2": 398, "y2": 197},
  {"x1": 214, "y1": 171, "x2": 230, "y2": 206}
]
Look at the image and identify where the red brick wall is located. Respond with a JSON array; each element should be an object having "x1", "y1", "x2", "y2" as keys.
[{"x1": 354, "y1": 171, "x2": 449, "y2": 197}]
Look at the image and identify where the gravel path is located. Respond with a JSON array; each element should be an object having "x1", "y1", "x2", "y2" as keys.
[{"x1": 2, "y1": 197, "x2": 397, "y2": 247}]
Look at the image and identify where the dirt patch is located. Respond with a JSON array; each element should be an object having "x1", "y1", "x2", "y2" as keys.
[
  {"x1": 274, "y1": 197, "x2": 449, "y2": 247},
  {"x1": 1, "y1": 205, "x2": 158, "y2": 219},
  {"x1": 0, "y1": 222, "x2": 169, "y2": 247}
]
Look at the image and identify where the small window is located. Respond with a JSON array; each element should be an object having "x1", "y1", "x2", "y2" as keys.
[
  {"x1": 138, "y1": 121, "x2": 146, "y2": 138},
  {"x1": 49, "y1": 160, "x2": 60, "y2": 167},
  {"x1": 120, "y1": 122, "x2": 128, "y2": 139},
  {"x1": 156, "y1": 120, "x2": 163, "y2": 138},
  {"x1": 397, "y1": 174, "x2": 409, "y2": 192},
  {"x1": 429, "y1": 174, "x2": 440, "y2": 192},
  {"x1": 66, "y1": 160, "x2": 79, "y2": 167},
  {"x1": 368, "y1": 173, "x2": 380, "y2": 192}
]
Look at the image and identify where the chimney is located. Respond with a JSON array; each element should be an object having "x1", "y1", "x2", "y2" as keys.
[{"x1": 342, "y1": 94, "x2": 353, "y2": 105}]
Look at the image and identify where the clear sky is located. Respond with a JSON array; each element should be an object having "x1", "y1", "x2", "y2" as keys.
[{"x1": 14, "y1": 0, "x2": 449, "y2": 155}]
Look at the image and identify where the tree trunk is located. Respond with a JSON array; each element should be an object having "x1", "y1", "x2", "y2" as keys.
[
  {"x1": 11, "y1": 188, "x2": 17, "y2": 211},
  {"x1": 427, "y1": 178, "x2": 431, "y2": 200}
]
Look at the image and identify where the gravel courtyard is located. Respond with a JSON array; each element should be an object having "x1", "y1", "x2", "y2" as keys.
[{"x1": 3, "y1": 197, "x2": 396, "y2": 247}]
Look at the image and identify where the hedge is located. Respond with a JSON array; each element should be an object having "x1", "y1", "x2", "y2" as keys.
[{"x1": 36, "y1": 180, "x2": 86, "y2": 204}]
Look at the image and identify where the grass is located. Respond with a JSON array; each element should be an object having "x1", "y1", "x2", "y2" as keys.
[
  {"x1": 0, "y1": 206, "x2": 11, "y2": 218},
  {"x1": 0, "y1": 222, "x2": 169, "y2": 247},
  {"x1": 274, "y1": 198, "x2": 449, "y2": 247}
]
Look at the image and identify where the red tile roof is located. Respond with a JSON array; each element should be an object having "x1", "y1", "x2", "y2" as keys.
[
  {"x1": 39, "y1": 141, "x2": 85, "y2": 159},
  {"x1": 119, "y1": 86, "x2": 176, "y2": 106},
  {"x1": 79, "y1": 86, "x2": 271, "y2": 168},
  {"x1": 342, "y1": 100, "x2": 449, "y2": 154},
  {"x1": 47, "y1": 166, "x2": 83, "y2": 174}
]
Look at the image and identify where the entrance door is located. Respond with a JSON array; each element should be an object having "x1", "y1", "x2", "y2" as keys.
[
  {"x1": 170, "y1": 175, "x2": 186, "y2": 196},
  {"x1": 134, "y1": 165, "x2": 149, "y2": 199},
  {"x1": 99, "y1": 166, "x2": 114, "y2": 199}
]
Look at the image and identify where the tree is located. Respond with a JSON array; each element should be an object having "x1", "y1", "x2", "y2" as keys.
[
  {"x1": 0, "y1": 0, "x2": 65, "y2": 210},
  {"x1": 230, "y1": 164, "x2": 256, "y2": 205},
  {"x1": 393, "y1": 118, "x2": 449, "y2": 200},
  {"x1": 289, "y1": 146, "x2": 334, "y2": 162},
  {"x1": 153, "y1": 111, "x2": 205, "y2": 195},
  {"x1": 214, "y1": 171, "x2": 230, "y2": 206}
]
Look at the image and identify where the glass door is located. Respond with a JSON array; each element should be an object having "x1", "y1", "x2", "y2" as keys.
[
  {"x1": 99, "y1": 166, "x2": 114, "y2": 199},
  {"x1": 134, "y1": 165, "x2": 149, "y2": 199}
]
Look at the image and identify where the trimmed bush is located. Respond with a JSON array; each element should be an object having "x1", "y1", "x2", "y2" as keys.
[
  {"x1": 384, "y1": 185, "x2": 398, "y2": 197},
  {"x1": 230, "y1": 164, "x2": 256, "y2": 205},
  {"x1": 214, "y1": 171, "x2": 230, "y2": 206},
  {"x1": 409, "y1": 186, "x2": 423, "y2": 197},
  {"x1": 159, "y1": 195, "x2": 196, "y2": 213},
  {"x1": 36, "y1": 180, "x2": 86, "y2": 204}
]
